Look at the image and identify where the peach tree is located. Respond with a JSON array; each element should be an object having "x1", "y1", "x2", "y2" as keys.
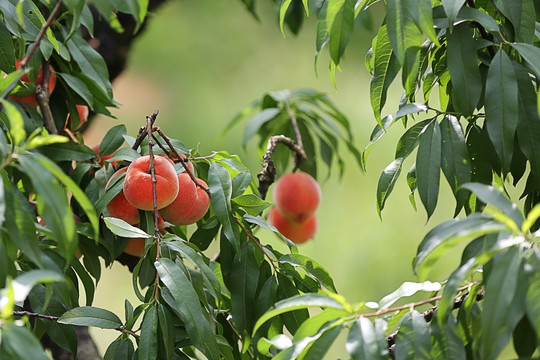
[{"x1": 1, "y1": 0, "x2": 540, "y2": 360}]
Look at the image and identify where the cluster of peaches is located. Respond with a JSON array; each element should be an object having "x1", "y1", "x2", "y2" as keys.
[
  {"x1": 268, "y1": 172, "x2": 321, "y2": 244},
  {"x1": 9, "y1": 59, "x2": 89, "y2": 125},
  {"x1": 105, "y1": 153, "x2": 210, "y2": 256}
]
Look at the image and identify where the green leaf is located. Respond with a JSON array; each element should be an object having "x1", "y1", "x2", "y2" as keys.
[
  {"x1": 394, "y1": 310, "x2": 432, "y2": 359},
  {"x1": 0, "y1": 20, "x2": 15, "y2": 73},
  {"x1": 279, "y1": 254, "x2": 337, "y2": 293},
  {"x1": 232, "y1": 194, "x2": 271, "y2": 215},
  {"x1": 208, "y1": 162, "x2": 238, "y2": 252},
  {"x1": 11, "y1": 270, "x2": 64, "y2": 303},
  {"x1": 228, "y1": 242, "x2": 259, "y2": 333},
  {"x1": 1, "y1": 100, "x2": 25, "y2": 146},
  {"x1": 155, "y1": 258, "x2": 220, "y2": 359},
  {"x1": 326, "y1": 0, "x2": 355, "y2": 66},
  {"x1": 138, "y1": 305, "x2": 158, "y2": 360},
  {"x1": 461, "y1": 183, "x2": 524, "y2": 229},
  {"x1": 104, "y1": 337, "x2": 134, "y2": 360},
  {"x1": 253, "y1": 293, "x2": 345, "y2": 335},
  {"x1": 370, "y1": 23, "x2": 401, "y2": 125},
  {"x1": 32, "y1": 154, "x2": 100, "y2": 239},
  {"x1": 414, "y1": 214, "x2": 508, "y2": 279},
  {"x1": 59, "y1": 306, "x2": 123, "y2": 329},
  {"x1": 66, "y1": 33, "x2": 113, "y2": 101},
  {"x1": 485, "y1": 49, "x2": 518, "y2": 174},
  {"x1": 18, "y1": 153, "x2": 76, "y2": 258},
  {"x1": 104, "y1": 217, "x2": 151, "y2": 239},
  {"x1": 378, "y1": 281, "x2": 441, "y2": 310},
  {"x1": 314, "y1": 0, "x2": 329, "y2": 74},
  {"x1": 442, "y1": 0, "x2": 466, "y2": 26},
  {"x1": 446, "y1": 23, "x2": 482, "y2": 116},
  {"x1": 439, "y1": 116, "x2": 471, "y2": 213},
  {"x1": 416, "y1": 120, "x2": 441, "y2": 219},
  {"x1": 494, "y1": 0, "x2": 535, "y2": 43},
  {"x1": 376, "y1": 158, "x2": 403, "y2": 216},
  {"x1": 163, "y1": 239, "x2": 221, "y2": 301},
  {"x1": 457, "y1": 7, "x2": 500, "y2": 33},
  {"x1": 395, "y1": 118, "x2": 431, "y2": 159},
  {"x1": 99, "y1": 125, "x2": 127, "y2": 156},
  {"x1": 243, "y1": 108, "x2": 280, "y2": 148},
  {"x1": 346, "y1": 318, "x2": 388, "y2": 360},
  {"x1": 511, "y1": 42, "x2": 540, "y2": 78},
  {"x1": 279, "y1": 0, "x2": 294, "y2": 35},
  {"x1": 481, "y1": 247, "x2": 521, "y2": 359},
  {"x1": 1, "y1": 323, "x2": 49, "y2": 360},
  {"x1": 514, "y1": 62, "x2": 540, "y2": 187},
  {"x1": 56, "y1": 73, "x2": 93, "y2": 106}
]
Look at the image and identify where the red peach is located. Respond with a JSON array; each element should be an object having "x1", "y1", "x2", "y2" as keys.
[
  {"x1": 10, "y1": 59, "x2": 57, "y2": 107},
  {"x1": 124, "y1": 238, "x2": 146, "y2": 257},
  {"x1": 160, "y1": 174, "x2": 210, "y2": 225},
  {"x1": 273, "y1": 172, "x2": 321, "y2": 223},
  {"x1": 76, "y1": 105, "x2": 89, "y2": 123},
  {"x1": 123, "y1": 155, "x2": 179, "y2": 211},
  {"x1": 267, "y1": 207, "x2": 317, "y2": 244},
  {"x1": 106, "y1": 168, "x2": 140, "y2": 225}
]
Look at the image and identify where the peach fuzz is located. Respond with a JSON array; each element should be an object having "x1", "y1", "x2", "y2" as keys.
[
  {"x1": 267, "y1": 207, "x2": 317, "y2": 244},
  {"x1": 106, "y1": 168, "x2": 140, "y2": 225},
  {"x1": 10, "y1": 59, "x2": 56, "y2": 107},
  {"x1": 160, "y1": 173, "x2": 210, "y2": 225},
  {"x1": 273, "y1": 172, "x2": 321, "y2": 223},
  {"x1": 123, "y1": 155, "x2": 179, "y2": 211}
]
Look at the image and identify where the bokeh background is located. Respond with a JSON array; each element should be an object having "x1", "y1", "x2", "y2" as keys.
[{"x1": 83, "y1": 1, "x2": 468, "y2": 357}]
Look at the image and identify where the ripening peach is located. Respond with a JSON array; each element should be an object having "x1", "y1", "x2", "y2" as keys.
[
  {"x1": 106, "y1": 168, "x2": 140, "y2": 225},
  {"x1": 10, "y1": 59, "x2": 57, "y2": 107},
  {"x1": 76, "y1": 104, "x2": 89, "y2": 123},
  {"x1": 124, "y1": 238, "x2": 146, "y2": 257},
  {"x1": 160, "y1": 173, "x2": 210, "y2": 225},
  {"x1": 267, "y1": 207, "x2": 317, "y2": 244},
  {"x1": 273, "y1": 172, "x2": 321, "y2": 223},
  {"x1": 123, "y1": 155, "x2": 179, "y2": 211}
]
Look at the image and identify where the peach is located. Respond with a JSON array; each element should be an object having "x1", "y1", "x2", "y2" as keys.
[
  {"x1": 123, "y1": 155, "x2": 179, "y2": 211},
  {"x1": 267, "y1": 207, "x2": 317, "y2": 244},
  {"x1": 160, "y1": 173, "x2": 210, "y2": 225},
  {"x1": 10, "y1": 59, "x2": 56, "y2": 107},
  {"x1": 91, "y1": 144, "x2": 116, "y2": 167},
  {"x1": 273, "y1": 172, "x2": 321, "y2": 223},
  {"x1": 124, "y1": 238, "x2": 146, "y2": 257},
  {"x1": 106, "y1": 168, "x2": 140, "y2": 225},
  {"x1": 76, "y1": 104, "x2": 89, "y2": 123}
]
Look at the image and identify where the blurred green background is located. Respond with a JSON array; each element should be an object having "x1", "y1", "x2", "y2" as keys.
[{"x1": 84, "y1": 0, "x2": 464, "y2": 356}]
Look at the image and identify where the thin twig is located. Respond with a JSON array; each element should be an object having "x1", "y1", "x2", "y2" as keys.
[
  {"x1": 234, "y1": 215, "x2": 278, "y2": 272},
  {"x1": 156, "y1": 128, "x2": 211, "y2": 197},
  {"x1": 221, "y1": 313, "x2": 255, "y2": 359},
  {"x1": 20, "y1": 0, "x2": 63, "y2": 68},
  {"x1": 257, "y1": 135, "x2": 306, "y2": 199},
  {"x1": 36, "y1": 61, "x2": 58, "y2": 135}
]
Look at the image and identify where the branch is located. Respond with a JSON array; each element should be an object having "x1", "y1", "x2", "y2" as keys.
[
  {"x1": 36, "y1": 60, "x2": 58, "y2": 135},
  {"x1": 20, "y1": 0, "x2": 63, "y2": 68},
  {"x1": 257, "y1": 135, "x2": 306, "y2": 199},
  {"x1": 234, "y1": 215, "x2": 278, "y2": 272},
  {"x1": 384, "y1": 287, "x2": 485, "y2": 359}
]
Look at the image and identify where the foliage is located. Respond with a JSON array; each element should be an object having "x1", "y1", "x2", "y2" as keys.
[{"x1": 1, "y1": 0, "x2": 540, "y2": 359}]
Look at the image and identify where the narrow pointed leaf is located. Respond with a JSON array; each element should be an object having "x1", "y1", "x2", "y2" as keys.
[
  {"x1": 394, "y1": 310, "x2": 432, "y2": 360},
  {"x1": 347, "y1": 317, "x2": 387, "y2": 360},
  {"x1": 416, "y1": 120, "x2": 441, "y2": 219},
  {"x1": 59, "y1": 306, "x2": 122, "y2": 329},
  {"x1": 485, "y1": 49, "x2": 518, "y2": 174},
  {"x1": 326, "y1": 0, "x2": 355, "y2": 66},
  {"x1": 376, "y1": 158, "x2": 403, "y2": 216}
]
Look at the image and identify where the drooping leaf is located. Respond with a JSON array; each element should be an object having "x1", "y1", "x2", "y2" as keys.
[
  {"x1": 511, "y1": 42, "x2": 540, "y2": 78},
  {"x1": 326, "y1": 0, "x2": 355, "y2": 66},
  {"x1": 494, "y1": 0, "x2": 535, "y2": 43},
  {"x1": 155, "y1": 258, "x2": 220, "y2": 359},
  {"x1": 104, "y1": 217, "x2": 151, "y2": 239},
  {"x1": 279, "y1": 253, "x2": 337, "y2": 293},
  {"x1": 59, "y1": 306, "x2": 123, "y2": 329},
  {"x1": 376, "y1": 158, "x2": 403, "y2": 216},
  {"x1": 481, "y1": 247, "x2": 521, "y2": 359},
  {"x1": 394, "y1": 310, "x2": 432, "y2": 359},
  {"x1": 346, "y1": 317, "x2": 387, "y2": 360},
  {"x1": 446, "y1": 23, "x2": 482, "y2": 117},
  {"x1": 138, "y1": 305, "x2": 158, "y2": 360},
  {"x1": 416, "y1": 120, "x2": 441, "y2": 219},
  {"x1": 485, "y1": 49, "x2": 518, "y2": 174}
]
